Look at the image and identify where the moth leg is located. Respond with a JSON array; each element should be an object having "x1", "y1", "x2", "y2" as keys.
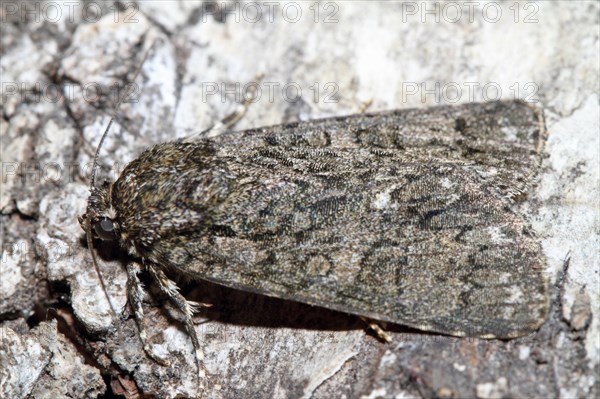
[
  {"x1": 360, "y1": 316, "x2": 392, "y2": 343},
  {"x1": 146, "y1": 265, "x2": 209, "y2": 382},
  {"x1": 358, "y1": 99, "x2": 373, "y2": 113},
  {"x1": 184, "y1": 73, "x2": 264, "y2": 141},
  {"x1": 126, "y1": 261, "x2": 170, "y2": 366}
]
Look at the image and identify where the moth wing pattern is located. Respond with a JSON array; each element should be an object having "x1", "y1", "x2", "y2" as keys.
[{"x1": 113, "y1": 100, "x2": 548, "y2": 339}]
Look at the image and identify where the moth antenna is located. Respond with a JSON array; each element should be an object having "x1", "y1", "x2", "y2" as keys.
[
  {"x1": 85, "y1": 221, "x2": 116, "y2": 318},
  {"x1": 86, "y1": 40, "x2": 158, "y2": 319},
  {"x1": 90, "y1": 40, "x2": 157, "y2": 187}
]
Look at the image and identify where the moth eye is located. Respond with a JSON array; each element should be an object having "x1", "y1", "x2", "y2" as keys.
[{"x1": 94, "y1": 217, "x2": 116, "y2": 241}]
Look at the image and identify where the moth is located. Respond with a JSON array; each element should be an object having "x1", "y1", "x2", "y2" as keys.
[{"x1": 79, "y1": 97, "x2": 549, "y2": 383}]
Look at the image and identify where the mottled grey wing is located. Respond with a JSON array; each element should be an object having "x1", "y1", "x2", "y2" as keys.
[
  {"x1": 152, "y1": 101, "x2": 549, "y2": 339},
  {"x1": 211, "y1": 100, "x2": 546, "y2": 199}
]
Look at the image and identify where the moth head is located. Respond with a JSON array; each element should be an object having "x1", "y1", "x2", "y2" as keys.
[{"x1": 78, "y1": 181, "x2": 118, "y2": 241}]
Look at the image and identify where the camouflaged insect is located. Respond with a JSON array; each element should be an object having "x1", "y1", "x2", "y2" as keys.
[{"x1": 80, "y1": 100, "x2": 549, "y2": 378}]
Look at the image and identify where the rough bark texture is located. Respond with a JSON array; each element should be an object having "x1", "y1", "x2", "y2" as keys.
[{"x1": 1, "y1": 1, "x2": 598, "y2": 398}]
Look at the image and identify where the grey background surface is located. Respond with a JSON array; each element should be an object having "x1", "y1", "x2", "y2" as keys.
[{"x1": 1, "y1": 1, "x2": 598, "y2": 398}]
